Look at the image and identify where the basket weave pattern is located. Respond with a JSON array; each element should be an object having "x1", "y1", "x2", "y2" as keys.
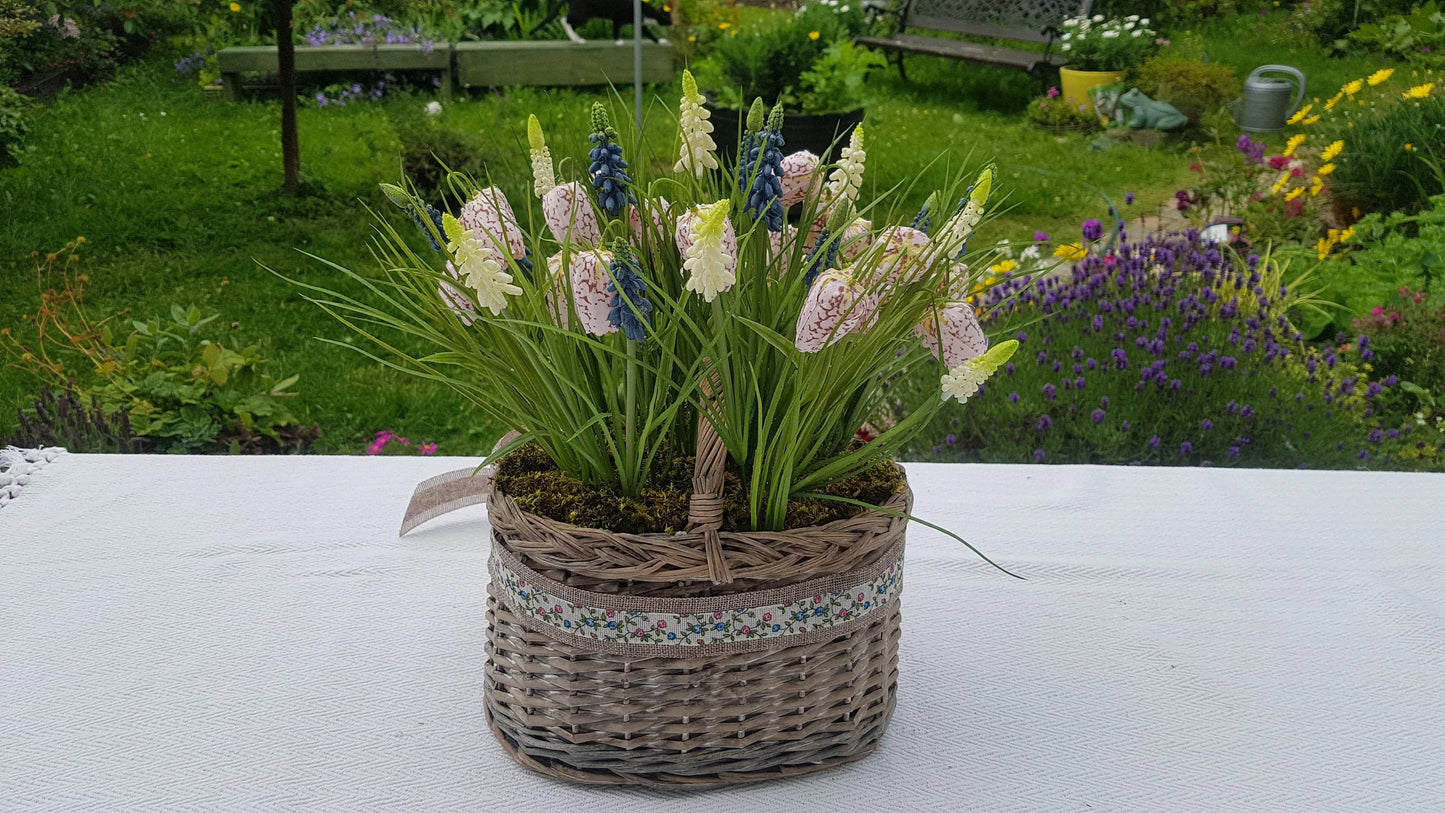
[{"x1": 483, "y1": 479, "x2": 912, "y2": 786}]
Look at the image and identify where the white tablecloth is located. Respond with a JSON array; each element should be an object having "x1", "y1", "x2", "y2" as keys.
[{"x1": 2, "y1": 454, "x2": 1443, "y2": 811}]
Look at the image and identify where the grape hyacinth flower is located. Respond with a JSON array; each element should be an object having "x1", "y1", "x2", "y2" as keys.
[
  {"x1": 527, "y1": 114, "x2": 556, "y2": 199},
  {"x1": 606, "y1": 241, "x2": 652, "y2": 341},
  {"x1": 587, "y1": 103, "x2": 635, "y2": 218},
  {"x1": 825, "y1": 124, "x2": 867, "y2": 205},
  {"x1": 442, "y1": 214, "x2": 522, "y2": 316},
  {"x1": 941, "y1": 340, "x2": 1019, "y2": 404},
  {"x1": 675, "y1": 71, "x2": 720, "y2": 178},
  {"x1": 802, "y1": 229, "x2": 839, "y2": 288},
  {"x1": 744, "y1": 104, "x2": 787, "y2": 232},
  {"x1": 677, "y1": 200, "x2": 739, "y2": 302},
  {"x1": 930, "y1": 165, "x2": 994, "y2": 263}
]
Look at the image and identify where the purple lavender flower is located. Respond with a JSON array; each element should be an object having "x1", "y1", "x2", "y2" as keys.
[
  {"x1": 945, "y1": 434, "x2": 957, "y2": 445},
  {"x1": 1008, "y1": 392, "x2": 1020, "y2": 404},
  {"x1": 1201, "y1": 419, "x2": 1213, "y2": 431},
  {"x1": 1091, "y1": 409, "x2": 1106, "y2": 424},
  {"x1": 1034, "y1": 449, "x2": 1047, "y2": 461},
  {"x1": 1036, "y1": 415, "x2": 1053, "y2": 432},
  {"x1": 1180, "y1": 441, "x2": 1193, "y2": 455},
  {"x1": 1148, "y1": 435, "x2": 1161, "y2": 449},
  {"x1": 1125, "y1": 191, "x2": 1136, "y2": 205},
  {"x1": 1121, "y1": 421, "x2": 1131, "y2": 432},
  {"x1": 1082, "y1": 218, "x2": 1104, "y2": 241},
  {"x1": 1042, "y1": 384, "x2": 1057, "y2": 401},
  {"x1": 1228, "y1": 446, "x2": 1240, "y2": 458}
]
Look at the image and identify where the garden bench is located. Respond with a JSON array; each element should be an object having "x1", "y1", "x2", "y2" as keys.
[
  {"x1": 217, "y1": 44, "x2": 452, "y2": 101},
  {"x1": 857, "y1": 0, "x2": 1093, "y2": 83}
]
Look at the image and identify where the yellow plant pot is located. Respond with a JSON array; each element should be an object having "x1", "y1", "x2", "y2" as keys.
[{"x1": 1059, "y1": 68, "x2": 1126, "y2": 115}]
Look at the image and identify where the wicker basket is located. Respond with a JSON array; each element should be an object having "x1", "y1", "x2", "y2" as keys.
[{"x1": 482, "y1": 416, "x2": 911, "y2": 787}]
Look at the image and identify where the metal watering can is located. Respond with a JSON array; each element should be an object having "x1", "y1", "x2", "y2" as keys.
[{"x1": 1232, "y1": 65, "x2": 1307, "y2": 133}]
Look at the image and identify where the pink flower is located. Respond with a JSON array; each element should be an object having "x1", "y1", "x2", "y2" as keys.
[
  {"x1": 628, "y1": 197, "x2": 671, "y2": 241},
  {"x1": 634, "y1": 629, "x2": 645, "y2": 637},
  {"x1": 795, "y1": 270, "x2": 865, "y2": 352},
  {"x1": 813, "y1": 595, "x2": 821, "y2": 603},
  {"x1": 857, "y1": 593, "x2": 865, "y2": 601},
  {"x1": 1047, "y1": 86, "x2": 1060, "y2": 98},
  {"x1": 713, "y1": 611, "x2": 722, "y2": 619},
  {"x1": 554, "y1": 605, "x2": 561, "y2": 613},
  {"x1": 779, "y1": 150, "x2": 821, "y2": 207},
  {"x1": 915, "y1": 303, "x2": 989, "y2": 368},
  {"x1": 547, "y1": 250, "x2": 617, "y2": 336},
  {"x1": 542, "y1": 181, "x2": 602, "y2": 246},
  {"x1": 419, "y1": 443, "x2": 437, "y2": 455},
  {"x1": 459, "y1": 187, "x2": 527, "y2": 261},
  {"x1": 606, "y1": 609, "x2": 615, "y2": 617},
  {"x1": 439, "y1": 263, "x2": 477, "y2": 326},
  {"x1": 657, "y1": 620, "x2": 667, "y2": 628},
  {"x1": 763, "y1": 613, "x2": 772, "y2": 621},
  {"x1": 839, "y1": 609, "x2": 848, "y2": 617},
  {"x1": 741, "y1": 625, "x2": 751, "y2": 634}
]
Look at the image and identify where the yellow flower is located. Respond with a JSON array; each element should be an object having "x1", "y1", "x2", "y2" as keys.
[
  {"x1": 1406, "y1": 142, "x2": 1415, "y2": 152},
  {"x1": 808, "y1": 30, "x2": 820, "y2": 40},
  {"x1": 718, "y1": 21, "x2": 731, "y2": 29},
  {"x1": 1317, "y1": 162, "x2": 1336, "y2": 176},
  {"x1": 990, "y1": 259, "x2": 1019, "y2": 275},
  {"x1": 1403, "y1": 83, "x2": 1435, "y2": 99},
  {"x1": 229, "y1": 1, "x2": 240, "y2": 10},
  {"x1": 1368, "y1": 68, "x2": 1394, "y2": 86},
  {"x1": 1316, "y1": 237, "x2": 1335, "y2": 260},
  {"x1": 1053, "y1": 243, "x2": 1088, "y2": 262},
  {"x1": 1270, "y1": 171, "x2": 1291, "y2": 195},
  {"x1": 1284, "y1": 187, "x2": 1304, "y2": 202},
  {"x1": 1304, "y1": 115, "x2": 1321, "y2": 125},
  {"x1": 1286, "y1": 104, "x2": 1313, "y2": 125},
  {"x1": 1310, "y1": 175, "x2": 1325, "y2": 196},
  {"x1": 1340, "y1": 226, "x2": 1356, "y2": 242},
  {"x1": 687, "y1": 34, "x2": 696, "y2": 42},
  {"x1": 1342, "y1": 79, "x2": 1364, "y2": 96},
  {"x1": 1324, "y1": 91, "x2": 1344, "y2": 110},
  {"x1": 1282, "y1": 133, "x2": 1306, "y2": 157},
  {"x1": 1320, "y1": 139, "x2": 1344, "y2": 162}
]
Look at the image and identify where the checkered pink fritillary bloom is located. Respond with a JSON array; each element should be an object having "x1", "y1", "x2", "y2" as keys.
[
  {"x1": 459, "y1": 187, "x2": 527, "y2": 262},
  {"x1": 795, "y1": 269, "x2": 866, "y2": 352},
  {"x1": 839, "y1": 217, "x2": 873, "y2": 262},
  {"x1": 439, "y1": 262, "x2": 477, "y2": 326},
  {"x1": 875, "y1": 225, "x2": 932, "y2": 284},
  {"x1": 542, "y1": 181, "x2": 602, "y2": 246},
  {"x1": 915, "y1": 303, "x2": 988, "y2": 368},
  {"x1": 779, "y1": 150, "x2": 820, "y2": 208},
  {"x1": 629, "y1": 196, "x2": 671, "y2": 243},
  {"x1": 545, "y1": 249, "x2": 617, "y2": 336}
]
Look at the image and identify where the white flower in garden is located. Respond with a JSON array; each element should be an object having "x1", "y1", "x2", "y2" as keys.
[
  {"x1": 1127, "y1": 14, "x2": 1139, "y2": 21},
  {"x1": 677, "y1": 200, "x2": 738, "y2": 302},
  {"x1": 795, "y1": 269, "x2": 865, "y2": 352},
  {"x1": 941, "y1": 340, "x2": 1019, "y2": 404},
  {"x1": 675, "y1": 71, "x2": 720, "y2": 178},
  {"x1": 1131, "y1": 29, "x2": 1143, "y2": 37},
  {"x1": 549, "y1": 249, "x2": 617, "y2": 336},
  {"x1": 1140, "y1": 18, "x2": 1149, "y2": 25},
  {"x1": 780, "y1": 150, "x2": 821, "y2": 207},
  {"x1": 1061, "y1": 43, "x2": 1071, "y2": 51},
  {"x1": 915, "y1": 303, "x2": 989, "y2": 368},
  {"x1": 542, "y1": 181, "x2": 602, "y2": 246},
  {"x1": 459, "y1": 187, "x2": 527, "y2": 261},
  {"x1": 1124, "y1": 20, "x2": 1135, "y2": 29},
  {"x1": 928, "y1": 165, "x2": 994, "y2": 264},
  {"x1": 1063, "y1": 17, "x2": 1077, "y2": 26},
  {"x1": 1092, "y1": 13, "x2": 1104, "y2": 21},
  {"x1": 527, "y1": 114, "x2": 556, "y2": 199},
  {"x1": 1020, "y1": 244, "x2": 1041, "y2": 261},
  {"x1": 1102, "y1": 29, "x2": 1119, "y2": 38},
  {"x1": 443, "y1": 214, "x2": 522, "y2": 316},
  {"x1": 425, "y1": 101, "x2": 443, "y2": 117},
  {"x1": 825, "y1": 124, "x2": 866, "y2": 204}
]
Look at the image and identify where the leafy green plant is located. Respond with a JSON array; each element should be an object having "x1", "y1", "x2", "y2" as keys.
[
  {"x1": 697, "y1": 3, "x2": 867, "y2": 112},
  {"x1": 1, "y1": 240, "x2": 318, "y2": 454},
  {"x1": 0, "y1": 84, "x2": 30, "y2": 166},
  {"x1": 1352, "y1": 287, "x2": 1445, "y2": 417},
  {"x1": 1330, "y1": 94, "x2": 1445, "y2": 216},
  {"x1": 1132, "y1": 55, "x2": 1241, "y2": 123},
  {"x1": 797, "y1": 41, "x2": 886, "y2": 115},
  {"x1": 1351, "y1": 1, "x2": 1445, "y2": 62},
  {"x1": 394, "y1": 114, "x2": 488, "y2": 207}
]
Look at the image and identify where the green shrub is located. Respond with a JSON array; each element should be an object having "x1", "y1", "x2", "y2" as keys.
[
  {"x1": 1290, "y1": 0, "x2": 1418, "y2": 46},
  {"x1": 1330, "y1": 95, "x2": 1445, "y2": 216},
  {"x1": 696, "y1": 3, "x2": 867, "y2": 111},
  {"x1": 393, "y1": 114, "x2": 488, "y2": 207},
  {"x1": 1350, "y1": 1, "x2": 1445, "y2": 64},
  {"x1": 1132, "y1": 55, "x2": 1241, "y2": 123},
  {"x1": 1352, "y1": 288, "x2": 1445, "y2": 418},
  {"x1": 0, "y1": 84, "x2": 30, "y2": 166},
  {"x1": 1025, "y1": 90, "x2": 1103, "y2": 133}
]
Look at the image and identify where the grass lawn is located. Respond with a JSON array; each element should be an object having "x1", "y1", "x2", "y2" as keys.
[{"x1": 0, "y1": 11, "x2": 1389, "y2": 455}]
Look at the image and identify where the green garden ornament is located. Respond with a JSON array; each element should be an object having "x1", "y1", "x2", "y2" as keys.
[{"x1": 1118, "y1": 89, "x2": 1188, "y2": 131}]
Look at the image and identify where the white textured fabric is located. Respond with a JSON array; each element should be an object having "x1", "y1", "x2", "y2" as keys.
[{"x1": 2, "y1": 454, "x2": 1443, "y2": 811}]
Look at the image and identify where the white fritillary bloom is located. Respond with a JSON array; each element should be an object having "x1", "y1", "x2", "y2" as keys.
[
  {"x1": 796, "y1": 268, "x2": 865, "y2": 352},
  {"x1": 779, "y1": 150, "x2": 820, "y2": 207}
]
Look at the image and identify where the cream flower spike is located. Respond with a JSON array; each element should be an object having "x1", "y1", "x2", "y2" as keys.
[
  {"x1": 528, "y1": 114, "x2": 556, "y2": 199},
  {"x1": 941, "y1": 339, "x2": 1018, "y2": 404},
  {"x1": 681, "y1": 200, "x2": 738, "y2": 302},
  {"x1": 930, "y1": 165, "x2": 994, "y2": 263},
  {"x1": 443, "y1": 213, "x2": 522, "y2": 316},
  {"x1": 825, "y1": 124, "x2": 866, "y2": 204},
  {"x1": 675, "y1": 71, "x2": 720, "y2": 178}
]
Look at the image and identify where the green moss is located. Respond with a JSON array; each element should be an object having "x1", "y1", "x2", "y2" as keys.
[{"x1": 494, "y1": 444, "x2": 905, "y2": 534}]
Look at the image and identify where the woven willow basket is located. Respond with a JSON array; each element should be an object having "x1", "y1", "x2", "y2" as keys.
[{"x1": 482, "y1": 423, "x2": 911, "y2": 787}]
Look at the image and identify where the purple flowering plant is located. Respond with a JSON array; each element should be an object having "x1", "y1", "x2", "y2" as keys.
[{"x1": 905, "y1": 227, "x2": 1436, "y2": 469}]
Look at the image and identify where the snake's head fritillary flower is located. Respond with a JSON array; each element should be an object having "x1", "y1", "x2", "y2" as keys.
[
  {"x1": 548, "y1": 249, "x2": 616, "y2": 336},
  {"x1": 796, "y1": 269, "x2": 864, "y2": 352},
  {"x1": 527, "y1": 114, "x2": 556, "y2": 199},
  {"x1": 439, "y1": 262, "x2": 477, "y2": 326},
  {"x1": 542, "y1": 181, "x2": 602, "y2": 246},
  {"x1": 675, "y1": 71, "x2": 720, "y2": 178},
  {"x1": 628, "y1": 196, "x2": 671, "y2": 243},
  {"x1": 442, "y1": 213, "x2": 522, "y2": 316},
  {"x1": 679, "y1": 200, "x2": 739, "y2": 302},
  {"x1": 916, "y1": 303, "x2": 988, "y2": 368},
  {"x1": 779, "y1": 150, "x2": 820, "y2": 208},
  {"x1": 874, "y1": 225, "x2": 932, "y2": 285},
  {"x1": 941, "y1": 339, "x2": 1018, "y2": 404},
  {"x1": 459, "y1": 187, "x2": 527, "y2": 262},
  {"x1": 839, "y1": 217, "x2": 873, "y2": 262}
]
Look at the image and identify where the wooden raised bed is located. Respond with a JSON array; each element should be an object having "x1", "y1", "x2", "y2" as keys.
[
  {"x1": 453, "y1": 41, "x2": 673, "y2": 89},
  {"x1": 217, "y1": 44, "x2": 452, "y2": 101}
]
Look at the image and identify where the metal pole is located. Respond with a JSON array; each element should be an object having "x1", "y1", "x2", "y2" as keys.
[{"x1": 633, "y1": 0, "x2": 643, "y2": 130}]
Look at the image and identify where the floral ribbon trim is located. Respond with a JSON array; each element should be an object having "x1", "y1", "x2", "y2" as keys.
[{"x1": 489, "y1": 538, "x2": 904, "y2": 656}]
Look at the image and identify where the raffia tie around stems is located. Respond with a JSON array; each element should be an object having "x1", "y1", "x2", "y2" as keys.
[{"x1": 686, "y1": 360, "x2": 732, "y2": 584}]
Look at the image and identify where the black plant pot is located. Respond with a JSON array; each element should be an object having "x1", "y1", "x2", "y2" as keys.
[{"x1": 707, "y1": 104, "x2": 866, "y2": 164}]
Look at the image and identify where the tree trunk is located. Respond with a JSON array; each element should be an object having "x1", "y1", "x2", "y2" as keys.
[{"x1": 273, "y1": 0, "x2": 299, "y2": 195}]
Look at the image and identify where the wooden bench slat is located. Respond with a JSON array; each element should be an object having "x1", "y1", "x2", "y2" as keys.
[{"x1": 856, "y1": 35, "x2": 1061, "y2": 70}]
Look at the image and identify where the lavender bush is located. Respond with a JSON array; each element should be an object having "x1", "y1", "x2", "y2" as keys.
[{"x1": 899, "y1": 229, "x2": 1436, "y2": 470}]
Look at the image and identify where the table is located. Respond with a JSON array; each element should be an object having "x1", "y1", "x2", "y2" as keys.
[{"x1": 3, "y1": 453, "x2": 1443, "y2": 810}]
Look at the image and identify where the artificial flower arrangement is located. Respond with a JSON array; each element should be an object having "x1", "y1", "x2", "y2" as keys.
[
  {"x1": 1058, "y1": 14, "x2": 1161, "y2": 72},
  {"x1": 296, "y1": 70, "x2": 1024, "y2": 786}
]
